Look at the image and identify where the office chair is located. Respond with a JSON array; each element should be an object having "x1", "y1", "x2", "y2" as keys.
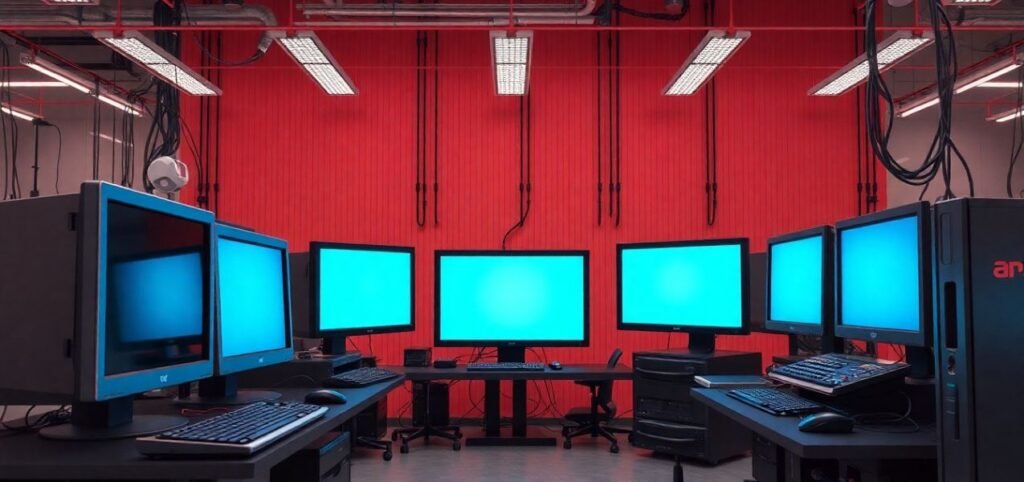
[{"x1": 562, "y1": 348, "x2": 632, "y2": 453}]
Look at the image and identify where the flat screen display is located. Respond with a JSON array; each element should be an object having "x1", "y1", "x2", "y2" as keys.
[
  {"x1": 217, "y1": 237, "x2": 289, "y2": 358},
  {"x1": 619, "y1": 242, "x2": 746, "y2": 331},
  {"x1": 437, "y1": 253, "x2": 587, "y2": 345},
  {"x1": 838, "y1": 215, "x2": 921, "y2": 332},
  {"x1": 316, "y1": 247, "x2": 413, "y2": 334},
  {"x1": 769, "y1": 234, "x2": 825, "y2": 326}
]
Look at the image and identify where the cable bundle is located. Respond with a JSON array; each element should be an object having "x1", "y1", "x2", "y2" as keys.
[
  {"x1": 864, "y1": 0, "x2": 973, "y2": 200},
  {"x1": 143, "y1": 0, "x2": 184, "y2": 194},
  {"x1": 0, "y1": 38, "x2": 20, "y2": 200}
]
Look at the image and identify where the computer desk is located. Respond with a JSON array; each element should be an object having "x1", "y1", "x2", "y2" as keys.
[
  {"x1": 0, "y1": 380, "x2": 403, "y2": 481},
  {"x1": 692, "y1": 388, "x2": 937, "y2": 482},
  {"x1": 388, "y1": 364, "x2": 633, "y2": 447}
]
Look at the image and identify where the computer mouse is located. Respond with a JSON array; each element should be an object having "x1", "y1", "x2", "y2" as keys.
[
  {"x1": 304, "y1": 389, "x2": 348, "y2": 405},
  {"x1": 549, "y1": 361, "x2": 562, "y2": 370},
  {"x1": 798, "y1": 412, "x2": 854, "y2": 434}
]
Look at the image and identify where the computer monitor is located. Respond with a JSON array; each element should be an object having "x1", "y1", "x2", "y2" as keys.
[
  {"x1": 835, "y1": 202, "x2": 932, "y2": 348},
  {"x1": 0, "y1": 182, "x2": 215, "y2": 440},
  {"x1": 178, "y1": 224, "x2": 293, "y2": 406},
  {"x1": 310, "y1": 242, "x2": 415, "y2": 356},
  {"x1": 765, "y1": 226, "x2": 834, "y2": 336},
  {"x1": 617, "y1": 239, "x2": 749, "y2": 353},
  {"x1": 435, "y1": 250, "x2": 589, "y2": 360}
]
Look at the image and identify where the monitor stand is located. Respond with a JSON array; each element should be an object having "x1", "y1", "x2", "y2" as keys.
[
  {"x1": 905, "y1": 345, "x2": 935, "y2": 382},
  {"x1": 321, "y1": 335, "x2": 363, "y2": 367},
  {"x1": 468, "y1": 346, "x2": 556, "y2": 447},
  {"x1": 687, "y1": 333, "x2": 717, "y2": 354},
  {"x1": 39, "y1": 396, "x2": 187, "y2": 441},
  {"x1": 175, "y1": 375, "x2": 281, "y2": 406}
]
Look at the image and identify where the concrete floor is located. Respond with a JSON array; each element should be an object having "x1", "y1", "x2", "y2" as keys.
[{"x1": 352, "y1": 429, "x2": 753, "y2": 482}]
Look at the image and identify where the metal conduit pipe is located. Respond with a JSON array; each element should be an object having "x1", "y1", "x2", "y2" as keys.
[
  {"x1": 0, "y1": 4, "x2": 278, "y2": 27},
  {"x1": 298, "y1": 16, "x2": 598, "y2": 27},
  {"x1": 299, "y1": 0, "x2": 597, "y2": 19}
]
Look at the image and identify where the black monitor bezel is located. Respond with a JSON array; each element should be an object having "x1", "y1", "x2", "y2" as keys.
[
  {"x1": 616, "y1": 238, "x2": 751, "y2": 335},
  {"x1": 834, "y1": 202, "x2": 932, "y2": 347},
  {"x1": 309, "y1": 242, "x2": 416, "y2": 338},
  {"x1": 214, "y1": 224, "x2": 295, "y2": 377},
  {"x1": 764, "y1": 226, "x2": 835, "y2": 337},
  {"x1": 434, "y1": 249, "x2": 591, "y2": 348}
]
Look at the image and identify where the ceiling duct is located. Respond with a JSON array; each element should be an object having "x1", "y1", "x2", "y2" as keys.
[{"x1": 297, "y1": 0, "x2": 599, "y2": 25}]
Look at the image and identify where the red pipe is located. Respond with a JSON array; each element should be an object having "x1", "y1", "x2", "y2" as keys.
[{"x1": 5, "y1": 24, "x2": 1024, "y2": 32}]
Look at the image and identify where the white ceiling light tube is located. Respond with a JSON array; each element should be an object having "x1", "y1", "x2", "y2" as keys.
[
  {"x1": 810, "y1": 31, "x2": 933, "y2": 96},
  {"x1": 663, "y1": 30, "x2": 750, "y2": 96},
  {"x1": 987, "y1": 106, "x2": 1024, "y2": 123},
  {"x1": 41, "y1": 0, "x2": 102, "y2": 5},
  {"x1": 0, "y1": 81, "x2": 66, "y2": 88},
  {"x1": 896, "y1": 52, "x2": 1024, "y2": 118},
  {"x1": 491, "y1": 31, "x2": 533, "y2": 96},
  {"x1": 272, "y1": 31, "x2": 358, "y2": 96},
  {"x1": 94, "y1": 31, "x2": 221, "y2": 96},
  {"x1": 0, "y1": 103, "x2": 41, "y2": 123},
  {"x1": 19, "y1": 51, "x2": 142, "y2": 116},
  {"x1": 941, "y1": 0, "x2": 1002, "y2": 5}
]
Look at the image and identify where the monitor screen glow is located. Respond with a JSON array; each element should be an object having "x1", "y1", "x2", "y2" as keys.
[
  {"x1": 769, "y1": 235, "x2": 824, "y2": 326},
  {"x1": 437, "y1": 254, "x2": 587, "y2": 344},
  {"x1": 317, "y1": 247, "x2": 413, "y2": 333},
  {"x1": 218, "y1": 237, "x2": 288, "y2": 358},
  {"x1": 839, "y1": 215, "x2": 921, "y2": 332}
]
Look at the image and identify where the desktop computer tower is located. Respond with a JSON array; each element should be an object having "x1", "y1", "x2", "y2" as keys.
[
  {"x1": 933, "y1": 198, "x2": 1024, "y2": 482},
  {"x1": 412, "y1": 382, "x2": 450, "y2": 427}
]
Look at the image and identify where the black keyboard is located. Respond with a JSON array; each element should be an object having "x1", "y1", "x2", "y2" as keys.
[
  {"x1": 136, "y1": 401, "x2": 327, "y2": 457},
  {"x1": 324, "y1": 367, "x2": 401, "y2": 388},
  {"x1": 728, "y1": 388, "x2": 825, "y2": 416},
  {"x1": 767, "y1": 353, "x2": 910, "y2": 396},
  {"x1": 466, "y1": 362, "x2": 546, "y2": 371}
]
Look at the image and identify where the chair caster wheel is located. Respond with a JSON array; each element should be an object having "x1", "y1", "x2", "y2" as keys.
[
  {"x1": 383, "y1": 450, "x2": 393, "y2": 461},
  {"x1": 400, "y1": 444, "x2": 409, "y2": 454},
  {"x1": 453, "y1": 441, "x2": 462, "y2": 451},
  {"x1": 391, "y1": 431, "x2": 399, "y2": 441},
  {"x1": 561, "y1": 427, "x2": 570, "y2": 436},
  {"x1": 627, "y1": 434, "x2": 635, "y2": 444},
  {"x1": 563, "y1": 439, "x2": 572, "y2": 450},
  {"x1": 610, "y1": 443, "x2": 619, "y2": 454}
]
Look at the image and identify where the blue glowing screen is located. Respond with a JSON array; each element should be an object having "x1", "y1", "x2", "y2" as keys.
[
  {"x1": 438, "y1": 255, "x2": 586, "y2": 342},
  {"x1": 839, "y1": 215, "x2": 921, "y2": 332},
  {"x1": 217, "y1": 238, "x2": 288, "y2": 358},
  {"x1": 620, "y1": 244, "x2": 744, "y2": 329},
  {"x1": 112, "y1": 252, "x2": 204, "y2": 343},
  {"x1": 769, "y1": 235, "x2": 824, "y2": 325},
  {"x1": 317, "y1": 248, "x2": 412, "y2": 332}
]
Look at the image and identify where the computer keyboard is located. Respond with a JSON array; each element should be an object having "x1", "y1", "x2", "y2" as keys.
[
  {"x1": 728, "y1": 388, "x2": 825, "y2": 416},
  {"x1": 466, "y1": 362, "x2": 546, "y2": 371},
  {"x1": 136, "y1": 401, "x2": 327, "y2": 457},
  {"x1": 323, "y1": 367, "x2": 402, "y2": 388},
  {"x1": 767, "y1": 353, "x2": 910, "y2": 396}
]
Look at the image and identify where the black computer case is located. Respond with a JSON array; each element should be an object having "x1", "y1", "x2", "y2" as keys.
[{"x1": 933, "y1": 198, "x2": 1024, "y2": 482}]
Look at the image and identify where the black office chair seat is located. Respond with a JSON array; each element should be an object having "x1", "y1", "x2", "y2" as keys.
[
  {"x1": 565, "y1": 406, "x2": 612, "y2": 424},
  {"x1": 562, "y1": 349, "x2": 631, "y2": 453}
]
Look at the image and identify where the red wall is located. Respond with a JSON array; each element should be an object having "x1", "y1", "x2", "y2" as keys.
[{"x1": 182, "y1": 0, "x2": 882, "y2": 417}]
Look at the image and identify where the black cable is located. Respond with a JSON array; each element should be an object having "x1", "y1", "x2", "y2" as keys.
[
  {"x1": 614, "y1": 17, "x2": 622, "y2": 228},
  {"x1": 1008, "y1": 67, "x2": 1024, "y2": 198},
  {"x1": 614, "y1": 1, "x2": 688, "y2": 21},
  {"x1": 47, "y1": 124, "x2": 62, "y2": 194},
  {"x1": 180, "y1": 2, "x2": 268, "y2": 66},
  {"x1": 501, "y1": 95, "x2": 530, "y2": 250},
  {"x1": 596, "y1": 32, "x2": 603, "y2": 226},
  {"x1": 433, "y1": 31, "x2": 440, "y2": 226},
  {"x1": 415, "y1": 32, "x2": 426, "y2": 227}
]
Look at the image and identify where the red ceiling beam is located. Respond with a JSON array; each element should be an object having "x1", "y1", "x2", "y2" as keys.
[{"x1": 4, "y1": 24, "x2": 1024, "y2": 33}]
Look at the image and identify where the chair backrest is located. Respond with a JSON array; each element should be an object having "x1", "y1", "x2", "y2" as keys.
[{"x1": 597, "y1": 348, "x2": 623, "y2": 416}]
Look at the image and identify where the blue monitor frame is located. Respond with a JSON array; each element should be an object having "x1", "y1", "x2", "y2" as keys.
[
  {"x1": 616, "y1": 239, "x2": 751, "y2": 336},
  {"x1": 214, "y1": 224, "x2": 294, "y2": 377},
  {"x1": 434, "y1": 250, "x2": 591, "y2": 348},
  {"x1": 834, "y1": 202, "x2": 932, "y2": 347},
  {"x1": 309, "y1": 242, "x2": 416, "y2": 338},
  {"x1": 78, "y1": 182, "x2": 215, "y2": 402},
  {"x1": 765, "y1": 226, "x2": 834, "y2": 337}
]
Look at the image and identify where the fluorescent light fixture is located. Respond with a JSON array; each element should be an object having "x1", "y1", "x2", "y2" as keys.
[
  {"x1": 897, "y1": 52, "x2": 1024, "y2": 117},
  {"x1": 1, "y1": 103, "x2": 41, "y2": 123},
  {"x1": 988, "y1": 106, "x2": 1024, "y2": 123},
  {"x1": 941, "y1": 0, "x2": 1002, "y2": 5},
  {"x1": 91, "y1": 132, "x2": 127, "y2": 145},
  {"x1": 19, "y1": 51, "x2": 142, "y2": 116},
  {"x1": 663, "y1": 30, "x2": 750, "y2": 96},
  {"x1": 41, "y1": 0, "x2": 102, "y2": 5},
  {"x1": 0, "y1": 81, "x2": 66, "y2": 88},
  {"x1": 94, "y1": 31, "x2": 220, "y2": 96},
  {"x1": 490, "y1": 31, "x2": 533, "y2": 96},
  {"x1": 978, "y1": 81, "x2": 1023, "y2": 88},
  {"x1": 272, "y1": 31, "x2": 357, "y2": 96},
  {"x1": 810, "y1": 31, "x2": 933, "y2": 96}
]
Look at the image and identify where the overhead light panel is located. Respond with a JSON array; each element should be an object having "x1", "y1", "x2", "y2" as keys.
[
  {"x1": 19, "y1": 52, "x2": 142, "y2": 116},
  {"x1": 273, "y1": 31, "x2": 357, "y2": 96},
  {"x1": 896, "y1": 52, "x2": 1023, "y2": 117},
  {"x1": 978, "y1": 81, "x2": 1023, "y2": 88},
  {"x1": 94, "y1": 31, "x2": 221, "y2": 96},
  {"x1": 0, "y1": 81, "x2": 66, "y2": 88},
  {"x1": 490, "y1": 31, "x2": 533, "y2": 96},
  {"x1": 987, "y1": 106, "x2": 1024, "y2": 123},
  {"x1": 941, "y1": 0, "x2": 1002, "y2": 5},
  {"x1": 41, "y1": 0, "x2": 102, "y2": 5},
  {"x1": 663, "y1": 30, "x2": 750, "y2": 96},
  {"x1": 810, "y1": 32, "x2": 933, "y2": 96},
  {"x1": 1, "y1": 103, "x2": 42, "y2": 123}
]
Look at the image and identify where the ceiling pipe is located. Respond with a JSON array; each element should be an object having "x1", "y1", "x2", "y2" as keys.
[
  {"x1": 0, "y1": 4, "x2": 278, "y2": 27},
  {"x1": 298, "y1": 0, "x2": 597, "y2": 19},
  {"x1": 298, "y1": 17, "x2": 597, "y2": 27}
]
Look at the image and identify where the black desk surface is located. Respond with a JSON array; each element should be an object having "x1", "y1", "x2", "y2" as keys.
[
  {"x1": 0, "y1": 379, "x2": 403, "y2": 481},
  {"x1": 386, "y1": 364, "x2": 633, "y2": 381},
  {"x1": 692, "y1": 388, "x2": 937, "y2": 460}
]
